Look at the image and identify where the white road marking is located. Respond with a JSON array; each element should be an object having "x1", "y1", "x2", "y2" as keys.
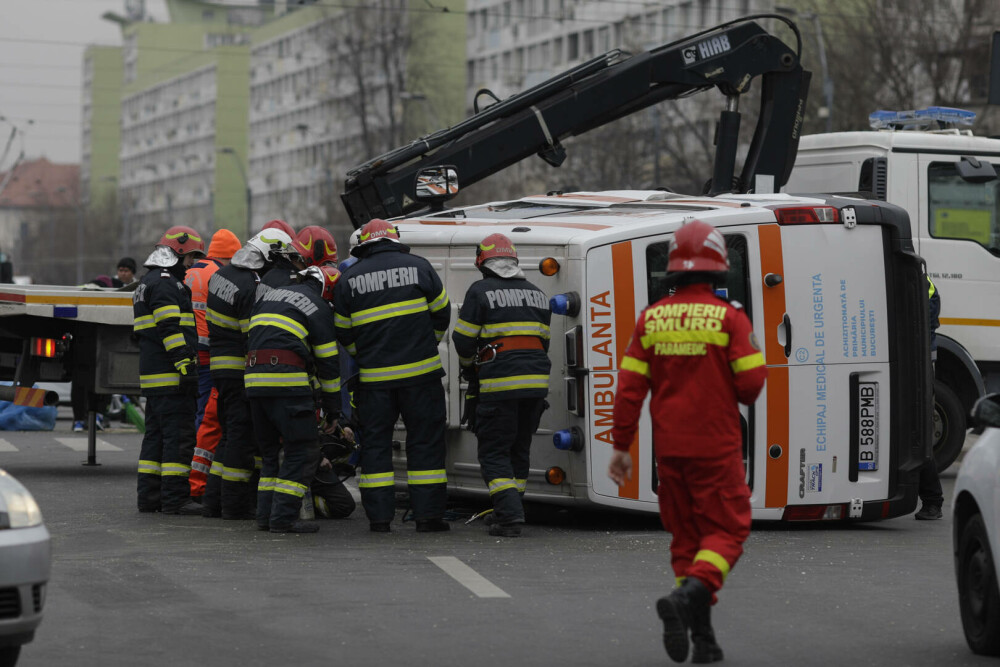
[
  {"x1": 0, "y1": 439, "x2": 17, "y2": 452},
  {"x1": 55, "y1": 437, "x2": 123, "y2": 452},
  {"x1": 427, "y1": 556, "x2": 510, "y2": 599}
]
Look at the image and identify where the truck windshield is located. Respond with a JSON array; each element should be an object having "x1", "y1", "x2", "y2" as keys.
[{"x1": 928, "y1": 162, "x2": 1000, "y2": 255}]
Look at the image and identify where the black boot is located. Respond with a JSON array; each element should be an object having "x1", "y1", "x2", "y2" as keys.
[
  {"x1": 656, "y1": 577, "x2": 711, "y2": 663},
  {"x1": 690, "y1": 602, "x2": 724, "y2": 663}
]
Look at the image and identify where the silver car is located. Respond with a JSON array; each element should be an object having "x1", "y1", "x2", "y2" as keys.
[
  {"x1": 953, "y1": 393, "x2": 1000, "y2": 656},
  {"x1": 0, "y1": 469, "x2": 51, "y2": 667}
]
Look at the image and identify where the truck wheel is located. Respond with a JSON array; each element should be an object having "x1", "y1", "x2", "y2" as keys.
[
  {"x1": 957, "y1": 513, "x2": 1000, "y2": 655},
  {"x1": 0, "y1": 645, "x2": 20, "y2": 667},
  {"x1": 933, "y1": 380, "x2": 966, "y2": 472}
]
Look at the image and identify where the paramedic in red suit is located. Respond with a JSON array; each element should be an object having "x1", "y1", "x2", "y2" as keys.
[{"x1": 608, "y1": 219, "x2": 767, "y2": 664}]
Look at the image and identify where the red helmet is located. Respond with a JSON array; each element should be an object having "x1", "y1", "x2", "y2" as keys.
[
  {"x1": 475, "y1": 233, "x2": 518, "y2": 268},
  {"x1": 299, "y1": 264, "x2": 341, "y2": 302},
  {"x1": 352, "y1": 218, "x2": 400, "y2": 256},
  {"x1": 262, "y1": 219, "x2": 308, "y2": 260},
  {"x1": 263, "y1": 219, "x2": 296, "y2": 237},
  {"x1": 157, "y1": 225, "x2": 205, "y2": 257},
  {"x1": 667, "y1": 220, "x2": 729, "y2": 273},
  {"x1": 297, "y1": 226, "x2": 339, "y2": 266}
]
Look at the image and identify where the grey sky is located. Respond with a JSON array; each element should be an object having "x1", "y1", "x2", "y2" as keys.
[{"x1": 0, "y1": 0, "x2": 167, "y2": 167}]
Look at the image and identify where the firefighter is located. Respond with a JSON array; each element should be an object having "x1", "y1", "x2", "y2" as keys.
[
  {"x1": 133, "y1": 225, "x2": 205, "y2": 515},
  {"x1": 297, "y1": 225, "x2": 339, "y2": 267},
  {"x1": 334, "y1": 218, "x2": 451, "y2": 533},
  {"x1": 247, "y1": 264, "x2": 342, "y2": 533},
  {"x1": 608, "y1": 220, "x2": 767, "y2": 664},
  {"x1": 916, "y1": 276, "x2": 944, "y2": 520},
  {"x1": 184, "y1": 229, "x2": 241, "y2": 502},
  {"x1": 452, "y1": 233, "x2": 551, "y2": 537},
  {"x1": 203, "y1": 228, "x2": 299, "y2": 519}
]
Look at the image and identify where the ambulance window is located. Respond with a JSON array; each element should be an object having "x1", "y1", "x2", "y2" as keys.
[
  {"x1": 645, "y1": 235, "x2": 751, "y2": 318},
  {"x1": 927, "y1": 162, "x2": 1000, "y2": 255}
]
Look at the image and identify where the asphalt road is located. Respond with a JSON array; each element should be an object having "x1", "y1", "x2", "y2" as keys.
[{"x1": 0, "y1": 414, "x2": 992, "y2": 667}]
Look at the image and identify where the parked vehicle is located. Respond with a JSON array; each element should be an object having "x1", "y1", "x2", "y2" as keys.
[{"x1": 0, "y1": 469, "x2": 51, "y2": 667}]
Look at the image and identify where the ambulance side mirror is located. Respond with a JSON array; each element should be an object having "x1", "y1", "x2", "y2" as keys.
[
  {"x1": 955, "y1": 156, "x2": 997, "y2": 184},
  {"x1": 414, "y1": 166, "x2": 460, "y2": 204}
]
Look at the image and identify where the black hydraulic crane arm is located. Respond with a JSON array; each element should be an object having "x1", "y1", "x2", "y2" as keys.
[{"x1": 341, "y1": 15, "x2": 810, "y2": 228}]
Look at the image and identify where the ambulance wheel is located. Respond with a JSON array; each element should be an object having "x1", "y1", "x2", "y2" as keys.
[
  {"x1": 956, "y1": 513, "x2": 1000, "y2": 655},
  {"x1": 933, "y1": 380, "x2": 965, "y2": 472}
]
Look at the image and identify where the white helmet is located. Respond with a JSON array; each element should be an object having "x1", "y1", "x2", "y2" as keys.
[{"x1": 231, "y1": 229, "x2": 297, "y2": 270}]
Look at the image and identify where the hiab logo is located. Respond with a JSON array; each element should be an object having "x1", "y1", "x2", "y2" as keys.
[{"x1": 682, "y1": 34, "x2": 732, "y2": 65}]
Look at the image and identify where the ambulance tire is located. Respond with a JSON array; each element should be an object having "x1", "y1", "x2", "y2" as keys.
[
  {"x1": 932, "y1": 380, "x2": 965, "y2": 472},
  {"x1": 956, "y1": 513, "x2": 1000, "y2": 656}
]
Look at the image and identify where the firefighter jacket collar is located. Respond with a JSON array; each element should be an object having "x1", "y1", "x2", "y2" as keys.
[
  {"x1": 356, "y1": 239, "x2": 411, "y2": 259},
  {"x1": 231, "y1": 245, "x2": 268, "y2": 270},
  {"x1": 481, "y1": 257, "x2": 524, "y2": 279}
]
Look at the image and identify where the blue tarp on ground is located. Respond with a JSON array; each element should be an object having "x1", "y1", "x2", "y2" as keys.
[{"x1": 0, "y1": 384, "x2": 58, "y2": 431}]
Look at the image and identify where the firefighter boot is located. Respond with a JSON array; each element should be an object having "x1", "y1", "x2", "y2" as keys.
[
  {"x1": 690, "y1": 602, "x2": 724, "y2": 664},
  {"x1": 656, "y1": 577, "x2": 710, "y2": 663}
]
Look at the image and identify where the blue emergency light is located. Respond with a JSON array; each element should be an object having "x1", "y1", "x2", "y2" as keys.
[
  {"x1": 869, "y1": 106, "x2": 976, "y2": 130},
  {"x1": 553, "y1": 427, "x2": 583, "y2": 451},
  {"x1": 549, "y1": 292, "x2": 581, "y2": 317}
]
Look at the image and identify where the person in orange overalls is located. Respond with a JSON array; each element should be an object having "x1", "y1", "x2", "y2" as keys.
[
  {"x1": 183, "y1": 229, "x2": 241, "y2": 501},
  {"x1": 609, "y1": 220, "x2": 767, "y2": 664}
]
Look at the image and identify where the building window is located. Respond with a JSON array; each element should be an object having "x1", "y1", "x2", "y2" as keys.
[{"x1": 568, "y1": 33, "x2": 579, "y2": 61}]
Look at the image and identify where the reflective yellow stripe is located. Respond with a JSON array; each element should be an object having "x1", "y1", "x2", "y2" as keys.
[
  {"x1": 346, "y1": 342, "x2": 357, "y2": 356},
  {"x1": 153, "y1": 304, "x2": 181, "y2": 322},
  {"x1": 927, "y1": 277, "x2": 936, "y2": 298},
  {"x1": 640, "y1": 330, "x2": 730, "y2": 349},
  {"x1": 359, "y1": 355, "x2": 442, "y2": 383},
  {"x1": 133, "y1": 314, "x2": 155, "y2": 331},
  {"x1": 314, "y1": 341, "x2": 338, "y2": 359},
  {"x1": 621, "y1": 355, "x2": 650, "y2": 377},
  {"x1": 730, "y1": 352, "x2": 765, "y2": 374},
  {"x1": 359, "y1": 472, "x2": 395, "y2": 488},
  {"x1": 479, "y1": 374, "x2": 549, "y2": 393},
  {"x1": 161, "y1": 462, "x2": 191, "y2": 477},
  {"x1": 408, "y1": 469, "x2": 447, "y2": 485},
  {"x1": 335, "y1": 312, "x2": 351, "y2": 329},
  {"x1": 206, "y1": 308, "x2": 240, "y2": 330},
  {"x1": 319, "y1": 377, "x2": 341, "y2": 393},
  {"x1": 179, "y1": 314, "x2": 196, "y2": 326},
  {"x1": 258, "y1": 477, "x2": 276, "y2": 491},
  {"x1": 481, "y1": 321, "x2": 550, "y2": 339},
  {"x1": 221, "y1": 466, "x2": 253, "y2": 482},
  {"x1": 210, "y1": 356, "x2": 245, "y2": 372},
  {"x1": 250, "y1": 313, "x2": 308, "y2": 339},
  {"x1": 138, "y1": 460, "x2": 162, "y2": 475},
  {"x1": 693, "y1": 549, "x2": 731, "y2": 580},
  {"x1": 245, "y1": 371, "x2": 311, "y2": 388},
  {"x1": 239, "y1": 318, "x2": 250, "y2": 333},
  {"x1": 428, "y1": 288, "x2": 449, "y2": 313},
  {"x1": 454, "y1": 318, "x2": 481, "y2": 338},
  {"x1": 273, "y1": 478, "x2": 308, "y2": 497},
  {"x1": 488, "y1": 477, "x2": 517, "y2": 495},
  {"x1": 351, "y1": 297, "x2": 428, "y2": 327},
  {"x1": 435, "y1": 329, "x2": 446, "y2": 342},
  {"x1": 458, "y1": 355, "x2": 474, "y2": 366},
  {"x1": 209, "y1": 461, "x2": 225, "y2": 477},
  {"x1": 140, "y1": 372, "x2": 180, "y2": 389},
  {"x1": 163, "y1": 333, "x2": 185, "y2": 351},
  {"x1": 515, "y1": 478, "x2": 527, "y2": 493}
]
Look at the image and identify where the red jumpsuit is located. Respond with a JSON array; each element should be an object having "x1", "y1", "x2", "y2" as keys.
[{"x1": 612, "y1": 283, "x2": 767, "y2": 597}]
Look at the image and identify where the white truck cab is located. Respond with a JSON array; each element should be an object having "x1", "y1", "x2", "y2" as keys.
[
  {"x1": 786, "y1": 108, "x2": 999, "y2": 469},
  {"x1": 373, "y1": 189, "x2": 932, "y2": 521}
]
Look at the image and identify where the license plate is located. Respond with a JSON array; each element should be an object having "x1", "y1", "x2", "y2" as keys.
[{"x1": 857, "y1": 382, "x2": 878, "y2": 471}]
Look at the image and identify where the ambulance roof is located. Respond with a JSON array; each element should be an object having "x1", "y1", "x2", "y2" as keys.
[
  {"x1": 389, "y1": 191, "x2": 831, "y2": 249},
  {"x1": 799, "y1": 130, "x2": 1000, "y2": 155}
]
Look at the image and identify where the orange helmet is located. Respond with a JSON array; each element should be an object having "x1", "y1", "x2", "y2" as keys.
[
  {"x1": 475, "y1": 233, "x2": 518, "y2": 268},
  {"x1": 157, "y1": 225, "x2": 205, "y2": 257},
  {"x1": 667, "y1": 220, "x2": 729, "y2": 273},
  {"x1": 352, "y1": 218, "x2": 400, "y2": 256},
  {"x1": 297, "y1": 226, "x2": 339, "y2": 266},
  {"x1": 299, "y1": 264, "x2": 341, "y2": 302}
]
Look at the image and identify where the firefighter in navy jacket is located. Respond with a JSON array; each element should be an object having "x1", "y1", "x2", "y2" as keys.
[
  {"x1": 452, "y1": 233, "x2": 551, "y2": 537},
  {"x1": 246, "y1": 264, "x2": 342, "y2": 534},
  {"x1": 334, "y1": 218, "x2": 451, "y2": 533},
  {"x1": 201, "y1": 229, "x2": 299, "y2": 519},
  {"x1": 133, "y1": 225, "x2": 205, "y2": 515},
  {"x1": 609, "y1": 220, "x2": 767, "y2": 664}
]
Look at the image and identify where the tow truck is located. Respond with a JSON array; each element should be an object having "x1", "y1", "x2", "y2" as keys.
[
  {"x1": 785, "y1": 107, "x2": 997, "y2": 470},
  {"x1": 341, "y1": 17, "x2": 934, "y2": 520},
  {"x1": 0, "y1": 284, "x2": 139, "y2": 464}
]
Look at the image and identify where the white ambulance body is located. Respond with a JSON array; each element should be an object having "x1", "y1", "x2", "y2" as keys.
[
  {"x1": 382, "y1": 190, "x2": 931, "y2": 521},
  {"x1": 787, "y1": 125, "x2": 999, "y2": 469}
]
